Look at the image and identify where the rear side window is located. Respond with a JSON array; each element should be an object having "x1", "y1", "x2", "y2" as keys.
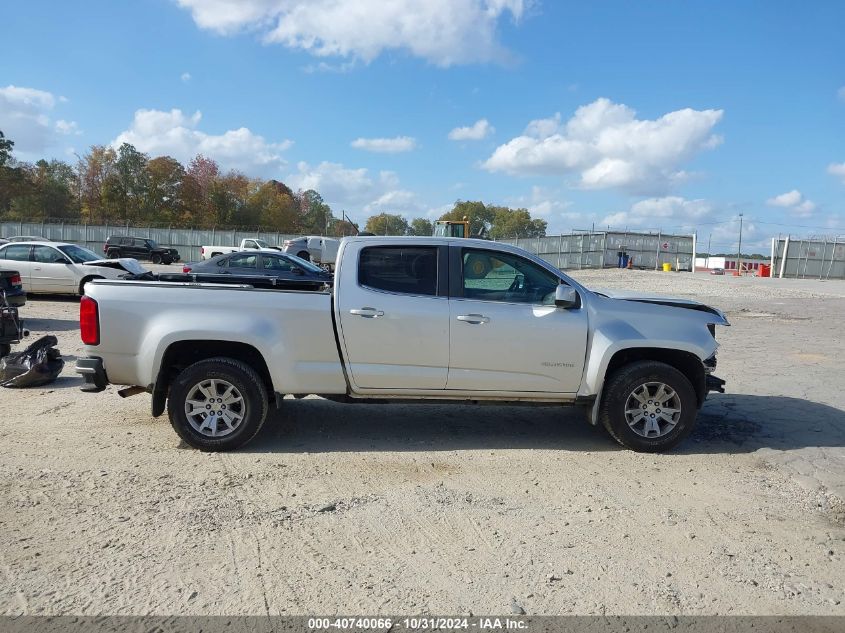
[
  {"x1": 228, "y1": 254, "x2": 258, "y2": 269},
  {"x1": 359, "y1": 246, "x2": 438, "y2": 296},
  {"x1": 1, "y1": 245, "x2": 31, "y2": 261}
]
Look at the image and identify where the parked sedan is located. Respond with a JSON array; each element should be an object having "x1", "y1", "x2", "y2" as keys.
[
  {"x1": 182, "y1": 251, "x2": 332, "y2": 287},
  {"x1": 0, "y1": 269, "x2": 26, "y2": 306},
  {"x1": 0, "y1": 241, "x2": 147, "y2": 296}
]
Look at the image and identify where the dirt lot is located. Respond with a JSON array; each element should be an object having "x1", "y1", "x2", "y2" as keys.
[{"x1": 1, "y1": 269, "x2": 844, "y2": 615}]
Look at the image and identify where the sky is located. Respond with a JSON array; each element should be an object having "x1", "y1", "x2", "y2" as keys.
[{"x1": 1, "y1": 0, "x2": 844, "y2": 253}]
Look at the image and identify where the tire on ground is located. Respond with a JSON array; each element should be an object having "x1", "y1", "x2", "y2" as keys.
[
  {"x1": 107, "y1": 250, "x2": 120, "y2": 259},
  {"x1": 151, "y1": 253, "x2": 162, "y2": 264},
  {"x1": 598, "y1": 360, "x2": 698, "y2": 453},
  {"x1": 167, "y1": 356, "x2": 269, "y2": 451}
]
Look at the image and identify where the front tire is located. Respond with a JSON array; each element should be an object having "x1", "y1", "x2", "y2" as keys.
[
  {"x1": 151, "y1": 253, "x2": 163, "y2": 264},
  {"x1": 167, "y1": 357, "x2": 269, "y2": 451},
  {"x1": 599, "y1": 360, "x2": 698, "y2": 452}
]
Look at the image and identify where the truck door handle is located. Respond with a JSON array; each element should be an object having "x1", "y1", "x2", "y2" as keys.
[
  {"x1": 349, "y1": 307, "x2": 384, "y2": 318},
  {"x1": 456, "y1": 314, "x2": 490, "y2": 324}
]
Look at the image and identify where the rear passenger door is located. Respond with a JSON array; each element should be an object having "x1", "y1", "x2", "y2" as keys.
[
  {"x1": 226, "y1": 253, "x2": 259, "y2": 274},
  {"x1": 336, "y1": 245, "x2": 450, "y2": 390}
]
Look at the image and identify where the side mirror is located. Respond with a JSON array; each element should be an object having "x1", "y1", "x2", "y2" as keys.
[{"x1": 555, "y1": 284, "x2": 578, "y2": 308}]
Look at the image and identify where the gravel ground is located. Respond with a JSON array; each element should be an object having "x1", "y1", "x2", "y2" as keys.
[{"x1": 1, "y1": 268, "x2": 844, "y2": 615}]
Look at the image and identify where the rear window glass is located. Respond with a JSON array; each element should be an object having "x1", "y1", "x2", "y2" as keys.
[
  {"x1": 1, "y1": 245, "x2": 31, "y2": 261},
  {"x1": 359, "y1": 247, "x2": 437, "y2": 296}
]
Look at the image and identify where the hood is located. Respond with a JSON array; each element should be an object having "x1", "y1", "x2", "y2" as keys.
[
  {"x1": 85, "y1": 258, "x2": 148, "y2": 276},
  {"x1": 593, "y1": 288, "x2": 729, "y2": 323}
]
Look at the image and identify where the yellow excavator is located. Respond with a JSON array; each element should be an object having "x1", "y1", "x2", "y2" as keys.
[{"x1": 433, "y1": 217, "x2": 471, "y2": 238}]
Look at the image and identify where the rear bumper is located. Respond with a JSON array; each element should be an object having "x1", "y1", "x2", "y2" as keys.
[
  {"x1": 3, "y1": 292, "x2": 26, "y2": 307},
  {"x1": 76, "y1": 356, "x2": 107, "y2": 392}
]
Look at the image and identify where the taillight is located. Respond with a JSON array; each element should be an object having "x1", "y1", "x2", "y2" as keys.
[
  {"x1": 201, "y1": 247, "x2": 205, "y2": 255},
  {"x1": 10, "y1": 273, "x2": 21, "y2": 287},
  {"x1": 182, "y1": 265, "x2": 192, "y2": 273},
  {"x1": 80, "y1": 296, "x2": 100, "y2": 345}
]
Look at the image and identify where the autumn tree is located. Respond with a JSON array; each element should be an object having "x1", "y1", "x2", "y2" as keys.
[
  {"x1": 298, "y1": 189, "x2": 333, "y2": 234},
  {"x1": 78, "y1": 145, "x2": 117, "y2": 222},
  {"x1": 488, "y1": 206, "x2": 547, "y2": 239},
  {"x1": 246, "y1": 180, "x2": 299, "y2": 231},
  {"x1": 0, "y1": 130, "x2": 28, "y2": 215}
]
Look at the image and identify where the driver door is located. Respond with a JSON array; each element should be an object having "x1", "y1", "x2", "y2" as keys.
[{"x1": 446, "y1": 247, "x2": 588, "y2": 394}]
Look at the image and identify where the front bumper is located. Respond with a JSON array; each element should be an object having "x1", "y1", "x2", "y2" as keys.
[
  {"x1": 77, "y1": 357, "x2": 107, "y2": 392},
  {"x1": 706, "y1": 374, "x2": 726, "y2": 394}
]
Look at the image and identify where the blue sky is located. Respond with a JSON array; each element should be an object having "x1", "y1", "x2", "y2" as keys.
[{"x1": 1, "y1": 0, "x2": 843, "y2": 252}]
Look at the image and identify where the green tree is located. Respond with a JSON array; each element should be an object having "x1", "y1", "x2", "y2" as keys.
[
  {"x1": 488, "y1": 206, "x2": 547, "y2": 239},
  {"x1": 8, "y1": 159, "x2": 80, "y2": 220},
  {"x1": 298, "y1": 189, "x2": 334, "y2": 234},
  {"x1": 113, "y1": 143, "x2": 149, "y2": 221},
  {"x1": 438, "y1": 200, "x2": 495, "y2": 237},
  {"x1": 246, "y1": 180, "x2": 299, "y2": 231},
  {"x1": 409, "y1": 217, "x2": 433, "y2": 236},
  {"x1": 146, "y1": 156, "x2": 185, "y2": 224},
  {"x1": 0, "y1": 130, "x2": 28, "y2": 215},
  {"x1": 365, "y1": 213, "x2": 409, "y2": 235},
  {"x1": 0, "y1": 130, "x2": 13, "y2": 168}
]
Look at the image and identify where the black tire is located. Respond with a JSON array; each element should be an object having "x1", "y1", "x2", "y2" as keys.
[
  {"x1": 297, "y1": 251, "x2": 311, "y2": 262},
  {"x1": 599, "y1": 360, "x2": 698, "y2": 452},
  {"x1": 107, "y1": 250, "x2": 120, "y2": 259},
  {"x1": 78, "y1": 275, "x2": 103, "y2": 296},
  {"x1": 151, "y1": 253, "x2": 163, "y2": 265},
  {"x1": 162, "y1": 256, "x2": 172, "y2": 265},
  {"x1": 167, "y1": 357, "x2": 269, "y2": 451},
  {"x1": 0, "y1": 344, "x2": 10, "y2": 359}
]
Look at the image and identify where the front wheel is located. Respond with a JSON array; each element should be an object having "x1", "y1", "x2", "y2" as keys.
[
  {"x1": 167, "y1": 357, "x2": 269, "y2": 451},
  {"x1": 599, "y1": 360, "x2": 698, "y2": 452},
  {"x1": 151, "y1": 253, "x2": 162, "y2": 264}
]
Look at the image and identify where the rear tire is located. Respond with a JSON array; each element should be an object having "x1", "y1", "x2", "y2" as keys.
[
  {"x1": 599, "y1": 360, "x2": 698, "y2": 452},
  {"x1": 167, "y1": 357, "x2": 269, "y2": 451},
  {"x1": 107, "y1": 250, "x2": 120, "y2": 259}
]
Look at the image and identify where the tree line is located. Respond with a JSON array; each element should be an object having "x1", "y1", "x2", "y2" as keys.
[{"x1": 0, "y1": 129, "x2": 547, "y2": 238}]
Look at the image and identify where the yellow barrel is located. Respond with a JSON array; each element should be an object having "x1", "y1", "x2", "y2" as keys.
[{"x1": 662, "y1": 262, "x2": 672, "y2": 272}]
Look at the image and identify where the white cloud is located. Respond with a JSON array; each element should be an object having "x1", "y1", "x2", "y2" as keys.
[
  {"x1": 175, "y1": 0, "x2": 527, "y2": 66},
  {"x1": 448, "y1": 118, "x2": 494, "y2": 141},
  {"x1": 767, "y1": 190, "x2": 802, "y2": 207},
  {"x1": 838, "y1": 86, "x2": 845, "y2": 102},
  {"x1": 767, "y1": 189, "x2": 816, "y2": 217},
  {"x1": 828, "y1": 162, "x2": 845, "y2": 184},
  {"x1": 601, "y1": 196, "x2": 715, "y2": 229},
  {"x1": 55, "y1": 119, "x2": 81, "y2": 135},
  {"x1": 112, "y1": 108, "x2": 292, "y2": 175},
  {"x1": 0, "y1": 85, "x2": 78, "y2": 154},
  {"x1": 181, "y1": 72, "x2": 192, "y2": 82},
  {"x1": 482, "y1": 98, "x2": 724, "y2": 193},
  {"x1": 350, "y1": 136, "x2": 416, "y2": 153}
]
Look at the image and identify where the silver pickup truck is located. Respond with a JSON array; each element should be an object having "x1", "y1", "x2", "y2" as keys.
[{"x1": 77, "y1": 237, "x2": 727, "y2": 452}]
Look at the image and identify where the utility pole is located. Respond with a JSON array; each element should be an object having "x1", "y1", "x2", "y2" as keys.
[
  {"x1": 707, "y1": 233, "x2": 712, "y2": 268},
  {"x1": 736, "y1": 213, "x2": 744, "y2": 274}
]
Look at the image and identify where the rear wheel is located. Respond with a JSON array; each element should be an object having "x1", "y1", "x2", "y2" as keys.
[
  {"x1": 599, "y1": 360, "x2": 698, "y2": 452},
  {"x1": 167, "y1": 357, "x2": 269, "y2": 451},
  {"x1": 106, "y1": 250, "x2": 120, "y2": 259}
]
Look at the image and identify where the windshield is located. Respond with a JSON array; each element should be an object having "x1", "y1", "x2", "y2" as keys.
[
  {"x1": 253, "y1": 239, "x2": 270, "y2": 248},
  {"x1": 288, "y1": 254, "x2": 326, "y2": 273},
  {"x1": 58, "y1": 244, "x2": 102, "y2": 263},
  {"x1": 146, "y1": 239, "x2": 159, "y2": 249}
]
